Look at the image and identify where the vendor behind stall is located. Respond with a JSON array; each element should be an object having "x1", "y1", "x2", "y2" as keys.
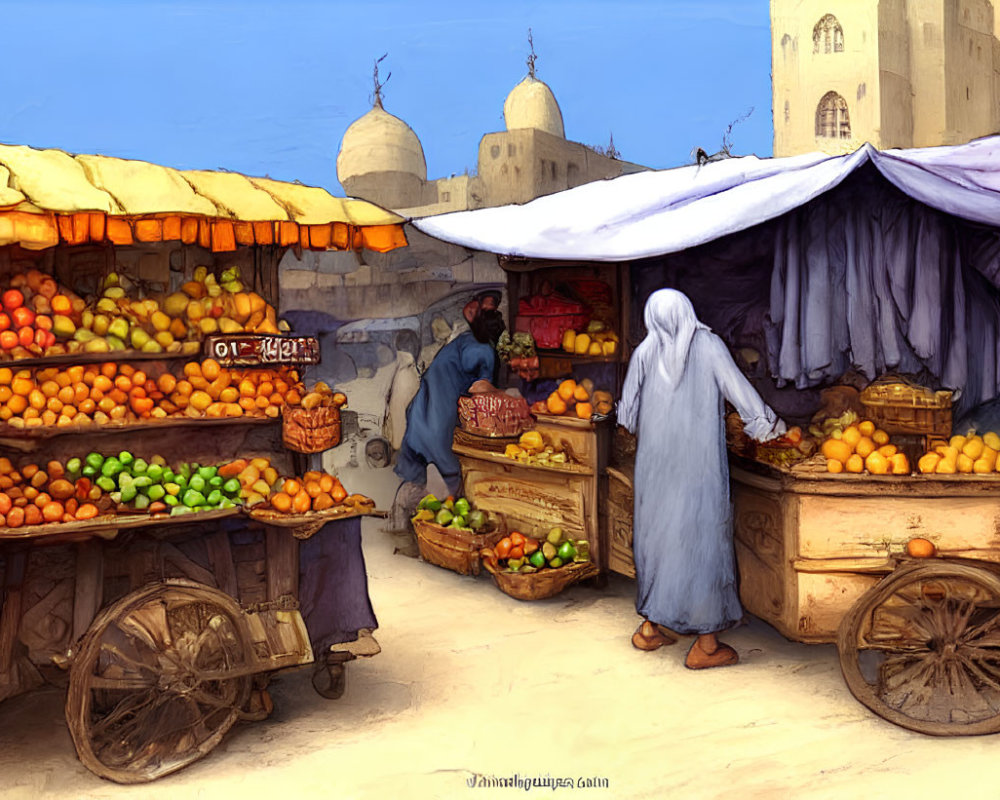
[{"x1": 388, "y1": 290, "x2": 506, "y2": 555}]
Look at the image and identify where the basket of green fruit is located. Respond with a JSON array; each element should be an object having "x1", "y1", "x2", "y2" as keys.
[
  {"x1": 411, "y1": 494, "x2": 505, "y2": 576},
  {"x1": 480, "y1": 526, "x2": 598, "y2": 600}
]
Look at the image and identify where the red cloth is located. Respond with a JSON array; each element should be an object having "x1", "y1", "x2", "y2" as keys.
[{"x1": 515, "y1": 293, "x2": 590, "y2": 348}]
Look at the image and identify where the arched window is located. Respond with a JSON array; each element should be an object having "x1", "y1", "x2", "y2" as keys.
[
  {"x1": 813, "y1": 14, "x2": 844, "y2": 54},
  {"x1": 815, "y1": 92, "x2": 851, "y2": 139}
]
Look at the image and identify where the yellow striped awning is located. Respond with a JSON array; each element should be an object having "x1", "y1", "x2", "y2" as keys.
[{"x1": 0, "y1": 144, "x2": 407, "y2": 253}]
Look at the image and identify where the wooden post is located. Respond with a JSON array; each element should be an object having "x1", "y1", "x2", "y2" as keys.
[
  {"x1": 0, "y1": 551, "x2": 27, "y2": 675},
  {"x1": 206, "y1": 530, "x2": 238, "y2": 599},
  {"x1": 72, "y1": 540, "x2": 104, "y2": 645},
  {"x1": 265, "y1": 528, "x2": 298, "y2": 601}
]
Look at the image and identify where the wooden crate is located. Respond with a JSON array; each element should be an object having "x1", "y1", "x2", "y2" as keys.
[
  {"x1": 455, "y1": 416, "x2": 606, "y2": 570},
  {"x1": 604, "y1": 466, "x2": 636, "y2": 578}
]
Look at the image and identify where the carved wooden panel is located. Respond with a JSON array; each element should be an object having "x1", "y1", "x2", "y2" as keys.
[
  {"x1": 17, "y1": 546, "x2": 75, "y2": 665},
  {"x1": 732, "y1": 486, "x2": 784, "y2": 571},
  {"x1": 605, "y1": 470, "x2": 635, "y2": 578},
  {"x1": 735, "y1": 539, "x2": 785, "y2": 627},
  {"x1": 797, "y1": 494, "x2": 1000, "y2": 560},
  {"x1": 461, "y1": 462, "x2": 588, "y2": 542},
  {"x1": 794, "y1": 571, "x2": 880, "y2": 642}
]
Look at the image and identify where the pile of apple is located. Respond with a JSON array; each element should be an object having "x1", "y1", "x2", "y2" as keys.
[
  {"x1": 69, "y1": 266, "x2": 282, "y2": 355},
  {"x1": 0, "y1": 265, "x2": 287, "y2": 361},
  {"x1": 481, "y1": 526, "x2": 591, "y2": 574},
  {"x1": 0, "y1": 270, "x2": 87, "y2": 358}
]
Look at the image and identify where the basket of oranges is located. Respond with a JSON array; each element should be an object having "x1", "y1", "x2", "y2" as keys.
[
  {"x1": 480, "y1": 528, "x2": 598, "y2": 601},
  {"x1": 282, "y1": 382, "x2": 347, "y2": 453}
]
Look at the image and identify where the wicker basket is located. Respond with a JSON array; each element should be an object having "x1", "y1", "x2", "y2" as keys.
[
  {"x1": 860, "y1": 377, "x2": 952, "y2": 436},
  {"x1": 482, "y1": 559, "x2": 599, "y2": 601},
  {"x1": 412, "y1": 518, "x2": 506, "y2": 576},
  {"x1": 282, "y1": 405, "x2": 341, "y2": 453}
]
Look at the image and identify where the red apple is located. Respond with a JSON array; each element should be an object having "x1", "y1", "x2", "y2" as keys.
[
  {"x1": 1, "y1": 289, "x2": 23, "y2": 313},
  {"x1": 11, "y1": 306, "x2": 35, "y2": 329}
]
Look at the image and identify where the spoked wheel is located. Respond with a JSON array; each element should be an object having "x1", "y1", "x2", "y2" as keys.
[
  {"x1": 66, "y1": 580, "x2": 255, "y2": 783},
  {"x1": 838, "y1": 561, "x2": 1000, "y2": 736}
]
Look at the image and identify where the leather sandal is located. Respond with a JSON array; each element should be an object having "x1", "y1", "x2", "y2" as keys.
[
  {"x1": 685, "y1": 639, "x2": 739, "y2": 669},
  {"x1": 631, "y1": 620, "x2": 677, "y2": 651}
]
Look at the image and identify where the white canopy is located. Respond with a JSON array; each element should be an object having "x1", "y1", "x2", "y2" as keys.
[{"x1": 412, "y1": 137, "x2": 1000, "y2": 261}]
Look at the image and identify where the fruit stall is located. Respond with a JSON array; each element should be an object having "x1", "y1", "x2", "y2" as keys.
[
  {"x1": 0, "y1": 144, "x2": 407, "y2": 781},
  {"x1": 429, "y1": 260, "x2": 624, "y2": 583},
  {"x1": 410, "y1": 137, "x2": 1000, "y2": 734}
]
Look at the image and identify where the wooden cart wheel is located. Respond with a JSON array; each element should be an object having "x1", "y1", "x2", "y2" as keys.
[
  {"x1": 66, "y1": 579, "x2": 254, "y2": 783},
  {"x1": 838, "y1": 561, "x2": 1000, "y2": 736}
]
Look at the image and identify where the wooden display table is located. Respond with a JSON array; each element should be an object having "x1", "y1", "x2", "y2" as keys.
[
  {"x1": 730, "y1": 454, "x2": 1000, "y2": 642},
  {"x1": 453, "y1": 415, "x2": 608, "y2": 571},
  {"x1": 600, "y1": 452, "x2": 1000, "y2": 642}
]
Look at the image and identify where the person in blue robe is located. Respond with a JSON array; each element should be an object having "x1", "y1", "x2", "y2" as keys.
[
  {"x1": 389, "y1": 292, "x2": 506, "y2": 555},
  {"x1": 618, "y1": 289, "x2": 785, "y2": 669}
]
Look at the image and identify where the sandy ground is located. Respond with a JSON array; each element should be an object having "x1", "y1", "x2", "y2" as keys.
[{"x1": 2, "y1": 521, "x2": 1000, "y2": 800}]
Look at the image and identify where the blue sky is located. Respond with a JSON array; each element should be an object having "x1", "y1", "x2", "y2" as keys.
[{"x1": 0, "y1": 1, "x2": 772, "y2": 194}]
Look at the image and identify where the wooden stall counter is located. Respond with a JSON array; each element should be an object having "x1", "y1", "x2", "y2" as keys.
[
  {"x1": 454, "y1": 414, "x2": 609, "y2": 571},
  {"x1": 598, "y1": 450, "x2": 1000, "y2": 643},
  {"x1": 731, "y1": 454, "x2": 1000, "y2": 643}
]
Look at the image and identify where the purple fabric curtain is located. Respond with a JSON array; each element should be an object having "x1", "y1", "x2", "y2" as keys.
[
  {"x1": 298, "y1": 517, "x2": 378, "y2": 651},
  {"x1": 766, "y1": 176, "x2": 1000, "y2": 414}
]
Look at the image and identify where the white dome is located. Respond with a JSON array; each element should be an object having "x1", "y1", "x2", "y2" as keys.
[
  {"x1": 503, "y1": 76, "x2": 564, "y2": 138},
  {"x1": 337, "y1": 106, "x2": 427, "y2": 183}
]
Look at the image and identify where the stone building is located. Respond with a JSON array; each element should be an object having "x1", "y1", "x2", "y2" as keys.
[
  {"x1": 281, "y1": 69, "x2": 650, "y2": 487},
  {"x1": 336, "y1": 73, "x2": 646, "y2": 215},
  {"x1": 771, "y1": 0, "x2": 1000, "y2": 156}
]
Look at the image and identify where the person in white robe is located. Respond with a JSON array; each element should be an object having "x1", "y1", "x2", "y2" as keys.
[{"x1": 618, "y1": 289, "x2": 785, "y2": 668}]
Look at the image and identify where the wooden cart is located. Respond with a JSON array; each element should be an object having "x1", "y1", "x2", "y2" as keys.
[
  {"x1": 601, "y1": 451, "x2": 1000, "y2": 736},
  {"x1": 0, "y1": 503, "x2": 378, "y2": 783},
  {"x1": 731, "y1": 454, "x2": 1000, "y2": 736}
]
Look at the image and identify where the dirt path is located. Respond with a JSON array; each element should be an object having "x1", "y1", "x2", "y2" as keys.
[{"x1": 0, "y1": 522, "x2": 995, "y2": 800}]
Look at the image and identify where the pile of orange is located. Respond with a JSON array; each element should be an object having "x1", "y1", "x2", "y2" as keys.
[
  {"x1": 216, "y1": 456, "x2": 367, "y2": 514},
  {"x1": 269, "y1": 471, "x2": 349, "y2": 514},
  {"x1": 0, "y1": 362, "x2": 166, "y2": 428},
  {"x1": 0, "y1": 359, "x2": 305, "y2": 429},
  {"x1": 917, "y1": 432, "x2": 1000, "y2": 475},
  {"x1": 821, "y1": 419, "x2": 909, "y2": 475},
  {"x1": 0, "y1": 457, "x2": 100, "y2": 527},
  {"x1": 541, "y1": 379, "x2": 613, "y2": 420},
  {"x1": 165, "y1": 360, "x2": 302, "y2": 420}
]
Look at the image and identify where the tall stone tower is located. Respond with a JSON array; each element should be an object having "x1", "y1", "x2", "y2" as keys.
[{"x1": 771, "y1": 0, "x2": 1000, "y2": 157}]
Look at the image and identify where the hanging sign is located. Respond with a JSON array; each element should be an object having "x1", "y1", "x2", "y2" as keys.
[{"x1": 203, "y1": 334, "x2": 320, "y2": 366}]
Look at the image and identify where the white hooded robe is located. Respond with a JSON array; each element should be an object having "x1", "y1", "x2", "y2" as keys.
[{"x1": 618, "y1": 289, "x2": 784, "y2": 634}]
